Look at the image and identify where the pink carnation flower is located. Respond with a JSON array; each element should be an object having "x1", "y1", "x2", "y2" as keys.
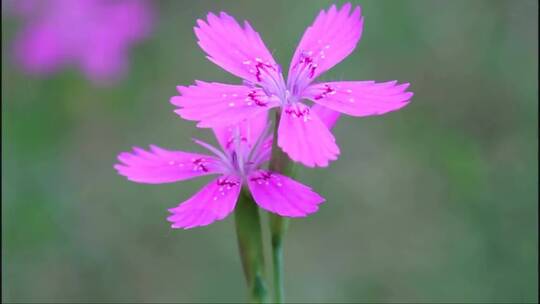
[
  {"x1": 171, "y1": 3, "x2": 413, "y2": 167},
  {"x1": 11, "y1": 0, "x2": 152, "y2": 84},
  {"x1": 114, "y1": 113, "x2": 325, "y2": 229}
]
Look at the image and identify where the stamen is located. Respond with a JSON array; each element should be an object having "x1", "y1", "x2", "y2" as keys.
[
  {"x1": 288, "y1": 50, "x2": 319, "y2": 95},
  {"x1": 192, "y1": 138, "x2": 229, "y2": 164},
  {"x1": 233, "y1": 126, "x2": 245, "y2": 177},
  {"x1": 246, "y1": 122, "x2": 272, "y2": 168},
  {"x1": 249, "y1": 137, "x2": 272, "y2": 168},
  {"x1": 249, "y1": 60, "x2": 287, "y2": 101}
]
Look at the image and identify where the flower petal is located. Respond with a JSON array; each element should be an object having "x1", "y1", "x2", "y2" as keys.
[
  {"x1": 114, "y1": 145, "x2": 221, "y2": 184},
  {"x1": 278, "y1": 103, "x2": 340, "y2": 168},
  {"x1": 288, "y1": 3, "x2": 363, "y2": 90},
  {"x1": 311, "y1": 104, "x2": 341, "y2": 129},
  {"x1": 194, "y1": 12, "x2": 278, "y2": 83},
  {"x1": 304, "y1": 81, "x2": 413, "y2": 117},
  {"x1": 247, "y1": 170, "x2": 325, "y2": 217},
  {"x1": 167, "y1": 176, "x2": 241, "y2": 229},
  {"x1": 213, "y1": 111, "x2": 269, "y2": 152},
  {"x1": 171, "y1": 81, "x2": 279, "y2": 128}
]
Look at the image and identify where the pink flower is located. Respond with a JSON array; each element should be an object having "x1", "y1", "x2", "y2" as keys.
[
  {"x1": 114, "y1": 113, "x2": 325, "y2": 229},
  {"x1": 11, "y1": 0, "x2": 152, "y2": 84},
  {"x1": 171, "y1": 3, "x2": 413, "y2": 167}
]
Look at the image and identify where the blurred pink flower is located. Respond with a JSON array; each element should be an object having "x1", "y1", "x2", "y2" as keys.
[
  {"x1": 171, "y1": 3, "x2": 413, "y2": 167},
  {"x1": 11, "y1": 0, "x2": 152, "y2": 84},
  {"x1": 114, "y1": 112, "x2": 325, "y2": 229}
]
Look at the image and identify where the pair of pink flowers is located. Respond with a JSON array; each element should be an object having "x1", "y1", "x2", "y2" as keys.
[{"x1": 115, "y1": 3, "x2": 413, "y2": 229}]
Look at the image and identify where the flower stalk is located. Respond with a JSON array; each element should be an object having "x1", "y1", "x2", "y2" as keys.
[
  {"x1": 268, "y1": 110, "x2": 296, "y2": 303},
  {"x1": 234, "y1": 189, "x2": 269, "y2": 303},
  {"x1": 269, "y1": 214, "x2": 288, "y2": 304}
]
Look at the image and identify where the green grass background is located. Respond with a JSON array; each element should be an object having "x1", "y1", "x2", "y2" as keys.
[{"x1": 2, "y1": 0, "x2": 538, "y2": 302}]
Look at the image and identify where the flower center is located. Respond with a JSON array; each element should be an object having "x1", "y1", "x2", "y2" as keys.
[
  {"x1": 252, "y1": 51, "x2": 322, "y2": 107},
  {"x1": 287, "y1": 51, "x2": 319, "y2": 97},
  {"x1": 225, "y1": 122, "x2": 272, "y2": 180},
  {"x1": 247, "y1": 58, "x2": 290, "y2": 105}
]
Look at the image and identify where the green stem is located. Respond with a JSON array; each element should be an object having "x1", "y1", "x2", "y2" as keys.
[
  {"x1": 268, "y1": 110, "x2": 295, "y2": 303},
  {"x1": 269, "y1": 214, "x2": 288, "y2": 303},
  {"x1": 234, "y1": 190, "x2": 269, "y2": 303}
]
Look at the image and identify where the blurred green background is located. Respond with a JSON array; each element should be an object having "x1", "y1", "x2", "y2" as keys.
[{"x1": 2, "y1": 0, "x2": 538, "y2": 302}]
